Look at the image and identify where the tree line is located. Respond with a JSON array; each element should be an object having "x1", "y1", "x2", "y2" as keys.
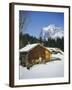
[{"x1": 19, "y1": 32, "x2": 64, "y2": 51}]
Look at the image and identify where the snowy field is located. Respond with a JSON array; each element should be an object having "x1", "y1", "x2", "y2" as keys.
[{"x1": 19, "y1": 53, "x2": 64, "y2": 79}]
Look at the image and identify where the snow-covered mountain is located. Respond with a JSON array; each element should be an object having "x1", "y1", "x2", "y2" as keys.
[{"x1": 40, "y1": 24, "x2": 64, "y2": 40}]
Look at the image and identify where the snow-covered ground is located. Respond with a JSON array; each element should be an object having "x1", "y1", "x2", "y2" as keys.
[{"x1": 19, "y1": 52, "x2": 64, "y2": 79}]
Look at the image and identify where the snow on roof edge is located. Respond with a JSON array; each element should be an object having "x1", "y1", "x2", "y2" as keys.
[{"x1": 19, "y1": 43, "x2": 39, "y2": 52}]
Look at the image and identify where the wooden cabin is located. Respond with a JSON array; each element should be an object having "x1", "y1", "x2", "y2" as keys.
[{"x1": 19, "y1": 43, "x2": 51, "y2": 68}]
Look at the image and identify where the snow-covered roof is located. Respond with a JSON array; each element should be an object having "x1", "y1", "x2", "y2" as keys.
[
  {"x1": 46, "y1": 47, "x2": 63, "y2": 54},
  {"x1": 19, "y1": 43, "x2": 39, "y2": 52},
  {"x1": 46, "y1": 47, "x2": 58, "y2": 51},
  {"x1": 20, "y1": 43, "x2": 59, "y2": 53}
]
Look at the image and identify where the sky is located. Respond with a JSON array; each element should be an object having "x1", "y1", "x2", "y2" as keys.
[{"x1": 19, "y1": 11, "x2": 64, "y2": 38}]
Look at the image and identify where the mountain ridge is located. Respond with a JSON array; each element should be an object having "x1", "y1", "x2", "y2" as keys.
[{"x1": 40, "y1": 24, "x2": 64, "y2": 40}]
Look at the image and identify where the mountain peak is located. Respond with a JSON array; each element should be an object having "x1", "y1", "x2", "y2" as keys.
[
  {"x1": 43, "y1": 24, "x2": 55, "y2": 31},
  {"x1": 40, "y1": 24, "x2": 64, "y2": 40}
]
